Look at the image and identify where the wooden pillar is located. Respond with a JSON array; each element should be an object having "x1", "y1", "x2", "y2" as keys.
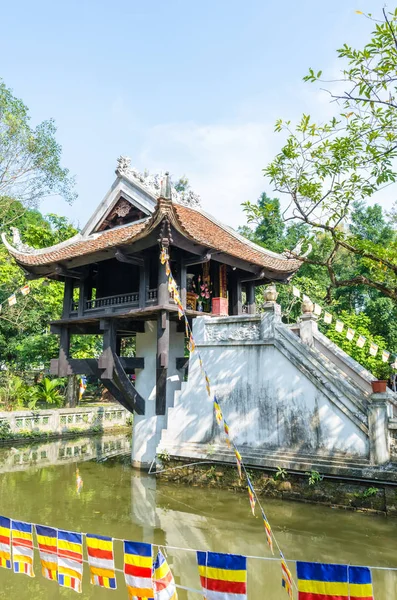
[
  {"x1": 246, "y1": 282, "x2": 256, "y2": 314},
  {"x1": 180, "y1": 261, "x2": 187, "y2": 308},
  {"x1": 139, "y1": 262, "x2": 146, "y2": 309},
  {"x1": 58, "y1": 327, "x2": 71, "y2": 377},
  {"x1": 157, "y1": 257, "x2": 169, "y2": 306},
  {"x1": 62, "y1": 278, "x2": 74, "y2": 318},
  {"x1": 78, "y1": 277, "x2": 87, "y2": 317},
  {"x1": 231, "y1": 276, "x2": 242, "y2": 315},
  {"x1": 156, "y1": 310, "x2": 169, "y2": 415}
]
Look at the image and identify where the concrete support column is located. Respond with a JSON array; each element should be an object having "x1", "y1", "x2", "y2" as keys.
[
  {"x1": 368, "y1": 393, "x2": 390, "y2": 465},
  {"x1": 131, "y1": 321, "x2": 184, "y2": 469}
]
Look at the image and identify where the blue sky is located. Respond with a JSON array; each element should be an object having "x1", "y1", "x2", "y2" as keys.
[{"x1": 0, "y1": 0, "x2": 391, "y2": 229}]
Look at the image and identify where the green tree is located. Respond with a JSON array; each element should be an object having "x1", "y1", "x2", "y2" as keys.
[
  {"x1": 0, "y1": 79, "x2": 76, "y2": 225},
  {"x1": 265, "y1": 8, "x2": 397, "y2": 301}
]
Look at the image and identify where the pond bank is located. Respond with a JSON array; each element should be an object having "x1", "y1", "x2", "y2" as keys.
[
  {"x1": 157, "y1": 459, "x2": 397, "y2": 516},
  {"x1": 0, "y1": 404, "x2": 131, "y2": 444}
]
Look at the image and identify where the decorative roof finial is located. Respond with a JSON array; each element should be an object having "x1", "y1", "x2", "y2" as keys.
[
  {"x1": 160, "y1": 171, "x2": 171, "y2": 200},
  {"x1": 116, "y1": 156, "x2": 131, "y2": 174}
]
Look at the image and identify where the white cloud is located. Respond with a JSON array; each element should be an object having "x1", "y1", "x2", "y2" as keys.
[{"x1": 135, "y1": 120, "x2": 282, "y2": 229}]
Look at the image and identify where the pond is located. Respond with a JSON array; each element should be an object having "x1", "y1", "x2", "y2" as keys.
[{"x1": 0, "y1": 432, "x2": 396, "y2": 599}]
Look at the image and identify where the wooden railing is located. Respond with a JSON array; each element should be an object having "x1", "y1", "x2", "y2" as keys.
[
  {"x1": 70, "y1": 289, "x2": 159, "y2": 313},
  {"x1": 86, "y1": 293, "x2": 139, "y2": 310}
]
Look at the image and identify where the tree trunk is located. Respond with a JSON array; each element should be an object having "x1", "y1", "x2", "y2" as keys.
[{"x1": 66, "y1": 375, "x2": 78, "y2": 407}]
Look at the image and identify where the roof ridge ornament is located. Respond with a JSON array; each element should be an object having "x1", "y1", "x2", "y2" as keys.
[
  {"x1": 10, "y1": 227, "x2": 33, "y2": 253},
  {"x1": 115, "y1": 156, "x2": 201, "y2": 209}
]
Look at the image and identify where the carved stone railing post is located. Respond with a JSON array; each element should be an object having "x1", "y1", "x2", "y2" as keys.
[
  {"x1": 299, "y1": 299, "x2": 318, "y2": 348},
  {"x1": 368, "y1": 392, "x2": 390, "y2": 465}
]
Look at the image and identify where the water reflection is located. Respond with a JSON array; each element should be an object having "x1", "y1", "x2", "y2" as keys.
[
  {"x1": 0, "y1": 433, "x2": 131, "y2": 473},
  {"x1": 0, "y1": 434, "x2": 395, "y2": 599}
]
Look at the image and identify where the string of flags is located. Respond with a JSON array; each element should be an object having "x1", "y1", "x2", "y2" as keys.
[
  {"x1": 292, "y1": 285, "x2": 395, "y2": 367},
  {"x1": 0, "y1": 513, "x2": 380, "y2": 598},
  {"x1": 0, "y1": 283, "x2": 30, "y2": 313},
  {"x1": 160, "y1": 247, "x2": 295, "y2": 596}
]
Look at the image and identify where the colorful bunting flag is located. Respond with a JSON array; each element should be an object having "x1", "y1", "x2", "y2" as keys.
[
  {"x1": 261, "y1": 510, "x2": 273, "y2": 554},
  {"x1": 234, "y1": 448, "x2": 242, "y2": 480},
  {"x1": 184, "y1": 317, "x2": 190, "y2": 339},
  {"x1": 165, "y1": 262, "x2": 171, "y2": 277},
  {"x1": 313, "y1": 303, "x2": 322, "y2": 316},
  {"x1": 160, "y1": 248, "x2": 168, "y2": 265},
  {"x1": 348, "y1": 565, "x2": 374, "y2": 600},
  {"x1": 57, "y1": 529, "x2": 83, "y2": 593},
  {"x1": 20, "y1": 285, "x2": 30, "y2": 296},
  {"x1": 369, "y1": 342, "x2": 378, "y2": 357},
  {"x1": 205, "y1": 374, "x2": 211, "y2": 396},
  {"x1": 346, "y1": 328, "x2": 355, "y2": 341},
  {"x1": 281, "y1": 553, "x2": 293, "y2": 598},
  {"x1": 124, "y1": 541, "x2": 154, "y2": 600},
  {"x1": 335, "y1": 320, "x2": 344, "y2": 333},
  {"x1": 223, "y1": 421, "x2": 231, "y2": 448},
  {"x1": 247, "y1": 479, "x2": 256, "y2": 516},
  {"x1": 35, "y1": 525, "x2": 57, "y2": 581},
  {"x1": 323, "y1": 312, "x2": 332, "y2": 324},
  {"x1": 197, "y1": 551, "x2": 247, "y2": 600},
  {"x1": 297, "y1": 561, "x2": 348, "y2": 599},
  {"x1": 188, "y1": 335, "x2": 195, "y2": 353},
  {"x1": 153, "y1": 549, "x2": 178, "y2": 600},
  {"x1": 0, "y1": 516, "x2": 11, "y2": 570},
  {"x1": 214, "y1": 400, "x2": 223, "y2": 425},
  {"x1": 86, "y1": 533, "x2": 117, "y2": 589},
  {"x1": 8, "y1": 294, "x2": 16, "y2": 307},
  {"x1": 382, "y1": 350, "x2": 390, "y2": 363},
  {"x1": 356, "y1": 335, "x2": 366, "y2": 348},
  {"x1": 292, "y1": 286, "x2": 301, "y2": 298},
  {"x1": 11, "y1": 520, "x2": 34, "y2": 577}
]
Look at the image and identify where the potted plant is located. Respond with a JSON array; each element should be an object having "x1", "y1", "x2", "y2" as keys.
[{"x1": 371, "y1": 363, "x2": 390, "y2": 393}]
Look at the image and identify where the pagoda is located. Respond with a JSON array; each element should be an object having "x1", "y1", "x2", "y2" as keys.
[{"x1": 2, "y1": 157, "x2": 300, "y2": 430}]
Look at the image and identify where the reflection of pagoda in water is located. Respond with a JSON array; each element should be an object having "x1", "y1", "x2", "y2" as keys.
[{"x1": 0, "y1": 433, "x2": 131, "y2": 474}]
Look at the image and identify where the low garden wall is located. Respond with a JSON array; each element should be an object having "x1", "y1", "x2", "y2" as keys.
[{"x1": 0, "y1": 404, "x2": 130, "y2": 442}]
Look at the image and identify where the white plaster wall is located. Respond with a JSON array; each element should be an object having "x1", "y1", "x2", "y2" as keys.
[
  {"x1": 132, "y1": 320, "x2": 184, "y2": 467},
  {"x1": 162, "y1": 315, "x2": 369, "y2": 457}
]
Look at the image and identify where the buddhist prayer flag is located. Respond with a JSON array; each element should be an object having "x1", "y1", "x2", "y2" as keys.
[
  {"x1": 335, "y1": 320, "x2": 344, "y2": 333},
  {"x1": 78, "y1": 376, "x2": 87, "y2": 400},
  {"x1": 35, "y1": 525, "x2": 57, "y2": 581},
  {"x1": 313, "y1": 303, "x2": 322, "y2": 316},
  {"x1": 382, "y1": 350, "x2": 390, "y2": 363},
  {"x1": 160, "y1": 248, "x2": 168, "y2": 264},
  {"x1": 369, "y1": 342, "x2": 378, "y2": 357},
  {"x1": 20, "y1": 285, "x2": 30, "y2": 296},
  {"x1": 234, "y1": 449, "x2": 242, "y2": 480},
  {"x1": 86, "y1": 533, "x2": 116, "y2": 590},
  {"x1": 165, "y1": 262, "x2": 171, "y2": 276},
  {"x1": 281, "y1": 553, "x2": 293, "y2": 598},
  {"x1": 184, "y1": 317, "x2": 190, "y2": 339},
  {"x1": 0, "y1": 516, "x2": 11, "y2": 570},
  {"x1": 297, "y1": 562, "x2": 374, "y2": 600},
  {"x1": 292, "y1": 286, "x2": 301, "y2": 298},
  {"x1": 8, "y1": 294, "x2": 16, "y2": 307},
  {"x1": 261, "y1": 510, "x2": 273, "y2": 554},
  {"x1": 356, "y1": 335, "x2": 366, "y2": 348},
  {"x1": 346, "y1": 328, "x2": 355, "y2": 341},
  {"x1": 188, "y1": 335, "x2": 195, "y2": 353},
  {"x1": 205, "y1": 374, "x2": 211, "y2": 396},
  {"x1": 153, "y1": 549, "x2": 178, "y2": 600},
  {"x1": 348, "y1": 566, "x2": 374, "y2": 600},
  {"x1": 247, "y1": 479, "x2": 256, "y2": 516},
  {"x1": 297, "y1": 561, "x2": 348, "y2": 599},
  {"x1": 124, "y1": 540, "x2": 154, "y2": 600},
  {"x1": 57, "y1": 529, "x2": 83, "y2": 593},
  {"x1": 223, "y1": 421, "x2": 231, "y2": 448},
  {"x1": 197, "y1": 551, "x2": 247, "y2": 600},
  {"x1": 323, "y1": 312, "x2": 332, "y2": 324},
  {"x1": 214, "y1": 400, "x2": 223, "y2": 425},
  {"x1": 11, "y1": 520, "x2": 34, "y2": 577}
]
